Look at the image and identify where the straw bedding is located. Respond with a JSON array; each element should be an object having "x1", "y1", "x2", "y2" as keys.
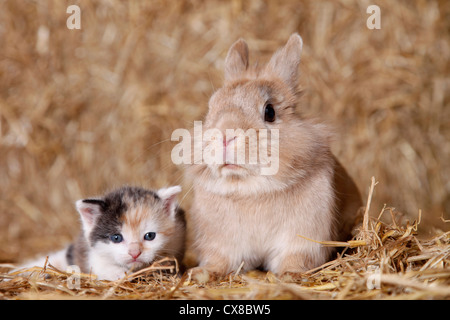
[
  {"x1": 0, "y1": 0, "x2": 449, "y2": 299},
  {"x1": 1, "y1": 178, "x2": 449, "y2": 299}
]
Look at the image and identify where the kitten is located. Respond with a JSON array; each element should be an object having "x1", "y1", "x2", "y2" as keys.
[{"x1": 14, "y1": 185, "x2": 186, "y2": 281}]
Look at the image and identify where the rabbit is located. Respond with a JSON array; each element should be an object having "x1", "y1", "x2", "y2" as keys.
[{"x1": 186, "y1": 33, "x2": 362, "y2": 280}]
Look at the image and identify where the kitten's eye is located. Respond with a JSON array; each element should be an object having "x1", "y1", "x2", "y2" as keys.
[
  {"x1": 110, "y1": 234, "x2": 123, "y2": 243},
  {"x1": 264, "y1": 103, "x2": 275, "y2": 122},
  {"x1": 144, "y1": 232, "x2": 156, "y2": 241}
]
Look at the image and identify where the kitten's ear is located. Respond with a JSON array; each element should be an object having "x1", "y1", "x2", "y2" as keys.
[
  {"x1": 76, "y1": 199, "x2": 104, "y2": 236},
  {"x1": 156, "y1": 186, "x2": 182, "y2": 220},
  {"x1": 224, "y1": 38, "x2": 249, "y2": 82},
  {"x1": 264, "y1": 33, "x2": 303, "y2": 91}
]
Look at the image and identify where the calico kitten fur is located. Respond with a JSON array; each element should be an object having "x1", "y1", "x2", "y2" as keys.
[{"x1": 16, "y1": 186, "x2": 186, "y2": 281}]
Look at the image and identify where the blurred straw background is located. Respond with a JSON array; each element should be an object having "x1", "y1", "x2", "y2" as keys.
[{"x1": 0, "y1": 0, "x2": 448, "y2": 268}]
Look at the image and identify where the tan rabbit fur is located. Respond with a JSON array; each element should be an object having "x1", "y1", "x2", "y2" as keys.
[{"x1": 187, "y1": 34, "x2": 362, "y2": 277}]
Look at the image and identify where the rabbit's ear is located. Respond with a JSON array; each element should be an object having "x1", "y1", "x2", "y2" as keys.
[
  {"x1": 265, "y1": 33, "x2": 303, "y2": 90},
  {"x1": 224, "y1": 38, "x2": 249, "y2": 82}
]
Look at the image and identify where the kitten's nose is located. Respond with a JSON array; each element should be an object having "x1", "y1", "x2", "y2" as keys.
[{"x1": 128, "y1": 242, "x2": 141, "y2": 260}]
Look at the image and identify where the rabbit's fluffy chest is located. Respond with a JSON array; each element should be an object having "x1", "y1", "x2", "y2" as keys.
[{"x1": 191, "y1": 172, "x2": 335, "y2": 273}]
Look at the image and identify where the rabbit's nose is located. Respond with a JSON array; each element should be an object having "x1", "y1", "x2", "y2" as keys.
[{"x1": 224, "y1": 136, "x2": 236, "y2": 147}]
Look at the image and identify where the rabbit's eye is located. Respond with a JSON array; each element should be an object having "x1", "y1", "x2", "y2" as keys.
[{"x1": 264, "y1": 104, "x2": 276, "y2": 122}]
